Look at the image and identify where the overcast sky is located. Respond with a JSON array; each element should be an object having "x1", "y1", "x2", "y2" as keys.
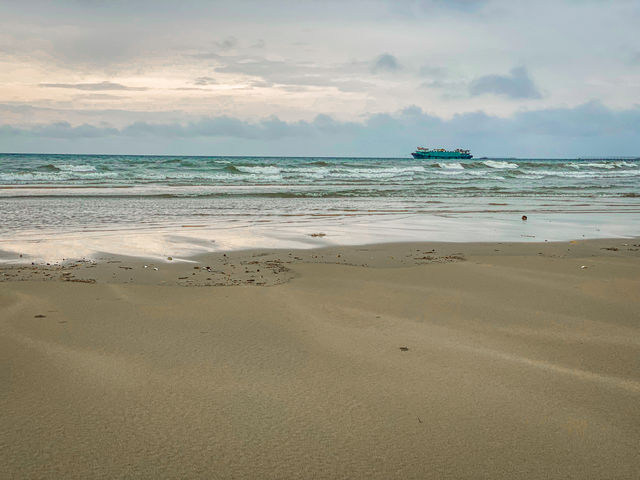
[{"x1": 1, "y1": 0, "x2": 639, "y2": 156}]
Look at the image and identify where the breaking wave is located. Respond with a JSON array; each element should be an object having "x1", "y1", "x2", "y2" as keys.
[
  {"x1": 437, "y1": 162, "x2": 464, "y2": 170},
  {"x1": 236, "y1": 165, "x2": 281, "y2": 175},
  {"x1": 0, "y1": 154, "x2": 638, "y2": 202},
  {"x1": 483, "y1": 160, "x2": 519, "y2": 169}
]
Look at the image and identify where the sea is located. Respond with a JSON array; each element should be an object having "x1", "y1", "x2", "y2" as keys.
[{"x1": 1, "y1": 153, "x2": 639, "y2": 261}]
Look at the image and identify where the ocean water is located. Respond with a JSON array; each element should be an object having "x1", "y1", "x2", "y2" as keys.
[{"x1": 1, "y1": 153, "x2": 639, "y2": 261}]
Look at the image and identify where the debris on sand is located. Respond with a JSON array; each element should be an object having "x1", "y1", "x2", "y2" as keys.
[
  {"x1": 522, "y1": 215, "x2": 528, "y2": 221},
  {"x1": 309, "y1": 232, "x2": 326, "y2": 237},
  {"x1": 34, "y1": 314, "x2": 46, "y2": 318},
  {"x1": 399, "y1": 346, "x2": 409, "y2": 352}
]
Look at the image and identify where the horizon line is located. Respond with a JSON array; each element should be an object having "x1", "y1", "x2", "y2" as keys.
[{"x1": 2, "y1": 152, "x2": 640, "y2": 161}]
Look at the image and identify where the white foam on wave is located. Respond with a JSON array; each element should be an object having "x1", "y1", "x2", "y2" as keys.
[
  {"x1": 483, "y1": 160, "x2": 518, "y2": 169},
  {"x1": 326, "y1": 166, "x2": 425, "y2": 179},
  {"x1": 438, "y1": 162, "x2": 464, "y2": 170},
  {"x1": 525, "y1": 170, "x2": 599, "y2": 179},
  {"x1": 525, "y1": 169, "x2": 640, "y2": 179},
  {"x1": 583, "y1": 162, "x2": 614, "y2": 169},
  {"x1": 614, "y1": 161, "x2": 638, "y2": 168},
  {"x1": 0, "y1": 172, "x2": 52, "y2": 182},
  {"x1": 236, "y1": 166, "x2": 281, "y2": 175},
  {"x1": 517, "y1": 173, "x2": 546, "y2": 180},
  {"x1": 56, "y1": 164, "x2": 98, "y2": 173},
  {"x1": 282, "y1": 166, "x2": 329, "y2": 179},
  {"x1": 0, "y1": 171, "x2": 117, "y2": 182},
  {"x1": 568, "y1": 161, "x2": 638, "y2": 170},
  {"x1": 347, "y1": 166, "x2": 425, "y2": 174},
  {"x1": 386, "y1": 166, "x2": 426, "y2": 173}
]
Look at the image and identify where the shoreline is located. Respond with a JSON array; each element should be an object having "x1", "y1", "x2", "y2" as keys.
[
  {"x1": 1, "y1": 237, "x2": 638, "y2": 286},
  {"x1": 2, "y1": 210, "x2": 640, "y2": 265},
  {"x1": 2, "y1": 155, "x2": 639, "y2": 266}
]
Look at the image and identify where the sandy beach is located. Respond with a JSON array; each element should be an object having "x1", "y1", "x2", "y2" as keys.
[
  {"x1": 2, "y1": 238, "x2": 639, "y2": 478},
  {"x1": 4, "y1": 0, "x2": 640, "y2": 477}
]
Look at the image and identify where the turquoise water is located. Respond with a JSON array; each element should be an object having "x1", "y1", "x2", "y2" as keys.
[
  {"x1": 1, "y1": 154, "x2": 639, "y2": 198},
  {"x1": 1, "y1": 153, "x2": 639, "y2": 260}
]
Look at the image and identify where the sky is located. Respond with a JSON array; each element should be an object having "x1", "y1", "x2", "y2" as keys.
[{"x1": 1, "y1": 0, "x2": 639, "y2": 157}]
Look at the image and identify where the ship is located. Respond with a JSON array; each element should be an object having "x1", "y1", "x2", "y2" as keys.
[{"x1": 411, "y1": 147, "x2": 472, "y2": 159}]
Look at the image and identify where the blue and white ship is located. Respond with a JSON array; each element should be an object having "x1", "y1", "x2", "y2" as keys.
[{"x1": 412, "y1": 147, "x2": 473, "y2": 159}]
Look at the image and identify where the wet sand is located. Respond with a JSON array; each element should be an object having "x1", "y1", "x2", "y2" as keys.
[{"x1": 2, "y1": 239, "x2": 640, "y2": 478}]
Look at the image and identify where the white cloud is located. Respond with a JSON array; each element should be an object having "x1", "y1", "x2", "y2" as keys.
[
  {"x1": 39, "y1": 81, "x2": 148, "y2": 91},
  {"x1": 1, "y1": 0, "x2": 640, "y2": 151}
]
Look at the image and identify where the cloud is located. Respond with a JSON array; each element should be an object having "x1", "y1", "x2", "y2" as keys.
[
  {"x1": 372, "y1": 53, "x2": 401, "y2": 73},
  {"x1": 2, "y1": 0, "x2": 638, "y2": 126},
  {"x1": 194, "y1": 53, "x2": 372, "y2": 91},
  {"x1": 1, "y1": 116, "x2": 313, "y2": 141},
  {"x1": 171, "y1": 87, "x2": 210, "y2": 91},
  {"x1": 1, "y1": 121, "x2": 119, "y2": 138},
  {"x1": 3, "y1": 102, "x2": 639, "y2": 157},
  {"x1": 469, "y1": 66, "x2": 542, "y2": 99},
  {"x1": 39, "y1": 81, "x2": 148, "y2": 91},
  {"x1": 216, "y1": 36, "x2": 238, "y2": 50},
  {"x1": 189, "y1": 37, "x2": 239, "y2": 61},
  {"x1": 73, "y1": 94, "x2": 127, "y2": 100},
  {"x1": 421, "y1": 80, "x2": 466, "y2": 91},
  {"x1": 193, "y1": 76, "x2": 218, "y2": 86}
]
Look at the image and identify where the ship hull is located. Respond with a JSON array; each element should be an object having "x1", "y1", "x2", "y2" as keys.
[{"x1": 412, "y1": 151, "x2": 473, "y2": 159}]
